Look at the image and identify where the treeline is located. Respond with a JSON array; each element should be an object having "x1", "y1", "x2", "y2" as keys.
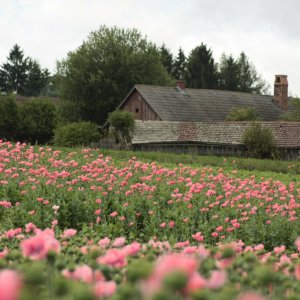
[
  {"x1": 160, "y1": 44, "x2": 269, "y2": 94},
  {"x1": 55, "y1": 26, "x2": 270, "y2": 126},
  {"x1": 0, "y1": 25, "x2": 270, "y2": 127},
  {"x1": 0, "y1": 25, "x2": 279, "y2": 146}
]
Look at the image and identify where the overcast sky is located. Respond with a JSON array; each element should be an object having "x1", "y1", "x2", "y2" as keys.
[{"x1": 1, "y1": 0, "x2": 299, "y2": 95}]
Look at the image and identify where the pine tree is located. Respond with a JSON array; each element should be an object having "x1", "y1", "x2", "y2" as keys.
[
  {"x1": 159, "y1": 44, "x2": 174, "y2": 78},
  {"x1": 0, "y1": 44, "x2": 50, "y2": 96},
  {"x1": 218, "y1": 52, "x2": 269, "y2": 94},
  {"x1": 185, "y1": 43, "x2": 218, "y2": 89},
  {"x1": 237, "y1": 52, "x2": 268, "y2": 94},
  {"x1": 0, "y1": 44, "x2": 28, "y2": 94},
  {"x1": 172, "y1": 47, "x2": 186, "y2": 80},
  {"x1": 23, "y1": 59, "x2": 50, "y2": 96},
  {"x1": 218, "y1": 54, "x2": 239, "y2": 91}
]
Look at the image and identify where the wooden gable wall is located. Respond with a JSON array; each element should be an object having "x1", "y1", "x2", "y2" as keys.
[{"x1": 120, "y1": 89, "x2": 160, "y2": 121}]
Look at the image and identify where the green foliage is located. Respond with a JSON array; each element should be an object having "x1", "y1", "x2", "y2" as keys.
[
  {"x1": 218, "y1": 54, "x2": 239, "y2": 91},
  {"x1": 22, "y1": 59, "x2": 50, "y2": 96},
  {"x1": 159, "y1": 44, "x2": 174, "y2": 78},
  {"x1": 172, "y1": 47, "x2": 186, "y2": 80},
  {"x1": 0, "y1": 44, "x2": 49, "y2": 96},
  {"x1": 0, "y1": 95, "x2": 19, "y2": 140},
  {"x1": 56, "y1": 99, "x2": 83, "y2": 125},
  {"x1": 242, "y1": 122, "x2": 277, "y2": 159},
  {"x1": 108, "y1": 110, "x2": 135, "y2": 145},
  {"x1": 57, "y1": 25, "x2": 172, "y2": 125},
  {"x1": 17, "y1": 100, "x2": 57, "y2": 144},
  {"x1": 98, "y1": 148, "x2": 300, "y2": 175},
  {"x1": 237, "y1": 52, "x2": 269, "y2": 94},
  {"x1": 53, "y1": 121, "x2": 100, "y2": 147},
  {"x1": 185, "y1": 43, "x2": 218, "y2": 89},
  {"x1": 218, "y1": 52, "x2": 269, "y2": 94},
  {"x1": 281, "y1": 98, "x2": 300, "y2": 121},
  {"x1": 226, "y1": 107, "x2": 260, "y2": 121},
  {"x1": 0, "y1": 44, "x2": 28, "y2": 94}
]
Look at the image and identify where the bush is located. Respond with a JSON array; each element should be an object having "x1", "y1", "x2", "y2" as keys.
[
  {"x1": 17, "y1": 100, "x2": 57, "y2": 144},
  {"x1": 242, "y1": 122, "x2": 277, "y2": 159},
  {"x1": 53, "y1": 121, "x2": 100, "y2": 147},
  {"x1": 0, "y1": 95, "x2": 19, "y2": 140},
  {"x1": 226, "y1": 107, "x2": 260, "y2": 121},
  {"x1": 108, "y1": 110, "x2": 135, "y2": 146}
]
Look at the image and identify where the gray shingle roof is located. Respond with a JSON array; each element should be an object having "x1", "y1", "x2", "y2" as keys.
[
  {"x1": 133, "y1": 85, "x2": 283, "y2": 121},
  {"x1": 132, "y1": 121, "x2": 300, "y2": 148}
]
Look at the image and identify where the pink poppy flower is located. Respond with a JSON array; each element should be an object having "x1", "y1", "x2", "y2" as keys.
[
  {"x1": 236, "y1": 292, "x2": 266, "y2": 300},
  {"x1": 216, "y1": 226, "x2": 223, "y2": 232},
  {"x1": 175, "y1": 241, "x2": 190, "y2": 248},
  {"x1": 185, "y1": 272, "x2": 207, "y2": 293},
  {"x1": 98, "y1": 237, "x2": 110, "y2": 249},
  {"x1": 94, "y1": 280, "x2": 117, "y2": 298},
  {"x1": 169, "y1": 221, "x2": 175, "y2": 228},
  {"x1": 295, "y1": 237, "x2": 300, "y2": 251},
  {"x1": 254, "y1": 244, "x2": 264, "y2": 251},
  {"x1": 0, "y1": 248, "x2": 8, "y2": 259},
  {"x1": 112, "y1": 237, "x2": 126, "y2": 248},
  {"x1": 109, "y1": 211, "x2": 118, "y2": 217},
  {"x1": 206, "y1": 270, "x2": 227, "y2": 289},
  {"x1": 192, "y1": 232, "x2": 204, "y2": 242},
  {"x1": 97, "y1": 249, "x2": 127, "y2": 268},
  {"x1": 274, "y1": 245, "x2": 285, "y2": 254},
  {"x1": 122, "y1": 242, "x2": 141, "y2": 256},
  {"x1": 94, "y1": 209, "x2": 101, "y2": 215},
  {"x1": 152, "y1": 254, "x2": 197, "y2": 279},
  {"x1": 294, "y1": 265, "x2": 300, "y2": 280},
  {"x1": 62, "y1": 229, "x2": 77, "y2": 239},
  {"x1": 0, "y1": 269, "x2": 22, "y2": 300},
  {"x1": 71, "y1": 265, "x2": 94, "y2": 283},
  {"x1": 211, "y1": 232, "x2": 218, "y2": 238},
  {"x1": 21, "y1": 229, "x2": 60, "y2": 260},
  {"x1": 25, "y1": 223, "x2": 37, "y2": 233},
  {"x1": 159, "y1": 223, "x2": 166, "y2": 228}
]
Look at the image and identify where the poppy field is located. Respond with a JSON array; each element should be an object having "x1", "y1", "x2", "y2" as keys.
[{"x1": 1, "y1": 140, "x2": 300, "y2": 299}]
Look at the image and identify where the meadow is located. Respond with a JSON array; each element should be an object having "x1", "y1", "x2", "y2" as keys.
[{"x1": 1, "y1": 140, "x2": 300, "y2": 300}]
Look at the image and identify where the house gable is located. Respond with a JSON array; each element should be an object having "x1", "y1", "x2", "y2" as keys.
[{"x1": 119, "y1": 89, "x2": 161, "y2": 121}]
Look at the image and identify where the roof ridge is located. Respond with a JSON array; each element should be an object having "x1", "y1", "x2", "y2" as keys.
[{"x1": 135, "y1": 84, "x2": 273, "y2": 98}]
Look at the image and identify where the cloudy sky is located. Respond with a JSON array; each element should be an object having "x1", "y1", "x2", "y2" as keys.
[{"x1": 1, "y1": 0, "x2": 299, "y2": 95}]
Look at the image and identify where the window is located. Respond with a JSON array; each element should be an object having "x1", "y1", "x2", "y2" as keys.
[{"x1": 135, "y1": 108, "x2": 139, "y2": 113}]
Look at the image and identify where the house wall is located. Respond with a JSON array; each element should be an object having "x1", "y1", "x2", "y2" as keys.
[
  {"x1": 120, "y1": 90, "x2": 160, "y2": 121},
  {"x1": 132, "y1": 143, "x2": 300, "y2": 160},
  {"x1": 133, "y1": 143, "x2": 246, "y2": 156}
]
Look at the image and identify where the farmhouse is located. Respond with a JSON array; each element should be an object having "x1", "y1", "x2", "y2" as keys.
[
  {"x1": 118, "y1": 75, "x2": 289, "y2": 122},
  {"x1": 114, "y1": 75, "x2": 300, "y2": 159},
  {"x1": 131, "y1": 121, "x2": 300, "y2": 160}
]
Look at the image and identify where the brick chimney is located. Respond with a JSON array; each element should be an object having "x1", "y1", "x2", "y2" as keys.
[
  {"x1": 176, "y1": 81, "x2": 186, "y2": 90},
  {"x1": 274, "y1": 75, "x2": 288, "y2": 110}
]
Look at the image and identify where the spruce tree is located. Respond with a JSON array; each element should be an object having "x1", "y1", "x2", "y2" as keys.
[
  {"x1": 0, "y1": 44, "x2": 50, "y2": 96},
  {"x1": 237, "y1": 52, "x2": 268, "y2": 94},
  {"x1": 0, "y1": 44, "x2": 28, "y2": 94},
  {"x1": 218, "y1": 52, "x2": 269, "y2": 94},
  {"x1": 172, "y1": 47, "x2": 186, "y2": 80},
  {"x1": 159, "y1": 44, "x2": 174, "y2": 78},
  {"x1": 218, "y1": 54, "x2": 239, "y2": 91},
  {"x1": 185, "y1": 43, "x2": 218, "y2": 89},
  {"x1": 23, "y1": 59, "x2": 50, "y2": 96}
]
